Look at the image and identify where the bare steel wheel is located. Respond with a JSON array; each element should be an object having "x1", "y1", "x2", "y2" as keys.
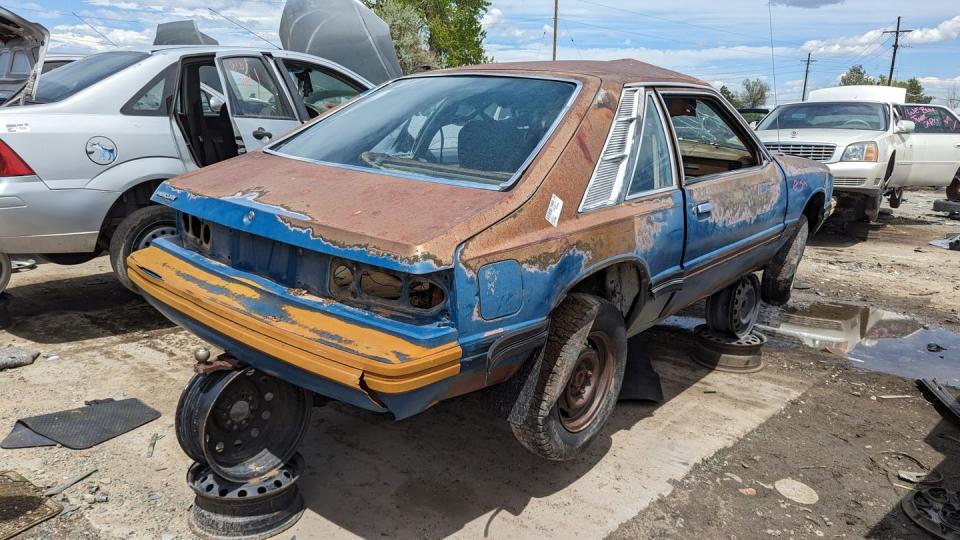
[
  {"x1": 706, "y1": 273, "x2": 762, "y2": 339},
  {"x1": 558, "y1": 332, "x2": 615, "y2": 433}
]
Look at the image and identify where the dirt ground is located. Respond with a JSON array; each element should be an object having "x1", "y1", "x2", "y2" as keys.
[{"x1": 0, "y1": 189, "x2": 958, "y2": 539}]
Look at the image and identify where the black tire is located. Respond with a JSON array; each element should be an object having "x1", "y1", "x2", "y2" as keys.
[
  {"x1": 38, "y1": 252, "x2": 98, "y2": 265},
  {"x1": 888, "y1": 187, "x2": 903, "y2": 209},
  {"x1": 761, "y1": 215, "x2": 809, "y2": 307},
  {"x1": 510, "y1": 293, "x2": 626, "y2": 461},
  {"x1": 948, "y1": 172, "x2": 960, "y2": 202},
  {"x1": 109, "y1": 205, "x2": 177, "y2": 292},
  {"x1": 0, "y1": 254, "x2": 10, "y2": 294},
  {"x1": 706, "y1": 273, "x2": 762, "y2": 338}
]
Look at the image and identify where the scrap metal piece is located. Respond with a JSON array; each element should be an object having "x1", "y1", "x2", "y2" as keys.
[
  {"x1": 279, "y1": 0, "x2": 402, "y2": 85},
  {"x1": 0, "y1": 470, "x2": 63, "y2": 540},
  {"x1": 918, "y1": 378, "x2": 960, "y2": 426},
  {"x1": 928, "y1": 233, "x2": 960, "y2": 251},
  {"x1": 43, "y1": 468, "x2": 97, "y2": 497},
  {"x1": 153, "y1": 20, "x2": 219, "y2": 46},
  {"x1": 901, "y1": 487, "x2": 960, "y2": 539}
]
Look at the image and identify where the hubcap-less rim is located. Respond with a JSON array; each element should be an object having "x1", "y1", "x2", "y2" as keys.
[
  {"x1": 136, "y1": 224, "x2": 177, "y2": 250},
  {"x1": 731, "y1": 277, "x2": 759, "y2": 334},
  {"x1": 558, "y1": 332, "x2": 615, "y2": 433}
]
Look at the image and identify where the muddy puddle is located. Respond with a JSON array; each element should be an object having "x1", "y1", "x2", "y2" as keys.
[{"x1": 660, "y1": 302, "x2": 959, "y2": 386}]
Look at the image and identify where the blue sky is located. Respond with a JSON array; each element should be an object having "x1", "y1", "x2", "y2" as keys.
[{"x1": 10, "y1": 0, "x2": 960, "y2": 106}]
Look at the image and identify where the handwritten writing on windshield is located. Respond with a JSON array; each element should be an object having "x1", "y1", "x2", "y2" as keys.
[{"x1": 903, "y1": 106, "x2": 942, "y2": 130}]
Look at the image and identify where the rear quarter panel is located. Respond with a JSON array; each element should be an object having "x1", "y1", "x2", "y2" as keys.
[{"x1": 773, "y1": 154, "x2": 833, "y2": 226}]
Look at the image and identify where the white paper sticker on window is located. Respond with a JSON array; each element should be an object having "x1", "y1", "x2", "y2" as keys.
[{"x1": 546, "y1": 194, "x2": 563, "y2": 227}]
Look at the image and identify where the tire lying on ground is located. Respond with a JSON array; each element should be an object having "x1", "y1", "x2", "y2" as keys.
[
  {"x1": 948, "y1": 172, "x2": 960, "y2": 202},
  {"x1": 761, "y1": 214, "x2": 809, "y2": 306},
  {"x1": 510, "y1": 293, "x2": 627, "y2": 461},
  {"x1": 109, "y1": 205, "x2": 177, "y2": 293}
]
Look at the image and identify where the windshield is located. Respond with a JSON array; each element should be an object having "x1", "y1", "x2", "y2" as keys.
[
  {"x1": 270, "y1": 75, "x2": 577, "y2": 188},
  {"x1": 758, "y1": 102, "x2": 888, "y2": 131},
  {"x1": 16, "y1": 51, "x2": 148, "y2": 104}
]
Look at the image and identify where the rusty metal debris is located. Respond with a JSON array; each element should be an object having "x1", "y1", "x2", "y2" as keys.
[
  {"x1": 43, "y1": 468, "x2": 98, "y2": 497},
  {"x1": 0, "y1": 470, "x2": 63, "y2": 540},
  {"x1": 901, "y1": 487, "x2": 960, "y2": 539}
]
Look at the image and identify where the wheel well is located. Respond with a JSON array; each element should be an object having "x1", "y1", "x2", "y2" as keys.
[
  {"x1": 802, "y1": 192, "x2": 826, "y2": 231},
  {"x1": 97, "y1": 179, "x2": 167, "y2": 250},
  {"x1": 567, "y1": 261, "x2": 647, "y2": 318}
]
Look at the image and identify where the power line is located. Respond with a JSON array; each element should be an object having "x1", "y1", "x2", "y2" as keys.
[
  {"x1": 72, "y1": 11, "x2": 118, "y2": 47},
  {"x1": 207, "y1": 8, "x2": 280, "y2": 49}
]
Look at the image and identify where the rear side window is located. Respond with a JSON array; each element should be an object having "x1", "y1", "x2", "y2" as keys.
[
  {"x1": 122, "y1": 63, "x2": 176, "y2": 116},
  {"x1": 664, "y1": 95, "x2": 758, "y2": 178},
  {"x1": 32, "y1": 51, "x2": 148, "y2": 104},
  {"x1": 627, "y1": 94, "x2": 676, "y2": 196}
]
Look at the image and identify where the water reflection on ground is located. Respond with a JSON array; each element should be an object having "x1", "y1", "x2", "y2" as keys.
[{"x1": 659, "y1": 302, "x2": 959, "y2": 387}]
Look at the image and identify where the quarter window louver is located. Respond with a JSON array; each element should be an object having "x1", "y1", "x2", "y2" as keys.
[{"x1": 579, "y1": 87, "x2": 642, "y2": 211}]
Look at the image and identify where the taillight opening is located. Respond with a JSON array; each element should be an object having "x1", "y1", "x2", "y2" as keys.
[{"x1": 0, "y1": 140, "x2": 34, "y2": 177}]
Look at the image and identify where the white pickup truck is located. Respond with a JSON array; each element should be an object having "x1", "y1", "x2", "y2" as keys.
[{"x1": 756, "y1": 86, "x2": 960, "y2": 221}]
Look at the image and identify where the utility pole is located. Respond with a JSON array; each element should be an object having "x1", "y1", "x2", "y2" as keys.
[
  {"x1": 882, "y1": 16, "x2": 913, "y2": 86},
  {"x1": 800, "y1": 52, "x2": 816, "y2": 101},
  {"x1": 552, "y1": 0, "x2": 558, "y2": 61}
]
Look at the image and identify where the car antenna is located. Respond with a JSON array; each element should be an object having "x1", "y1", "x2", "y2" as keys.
[
  {"x1": 72, "y1": 12, "x2": 118, "y2": 47},
  {"x1": 208, "y1": 8, "x2": 282, "y2": 49},
  {"x1": 767, "y1": 1, "x2": 781, "y2": 146}
]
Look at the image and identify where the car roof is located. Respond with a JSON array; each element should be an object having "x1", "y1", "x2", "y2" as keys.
[{"x1": 435, "y1": 59, "x2": 708, "y2": 87}]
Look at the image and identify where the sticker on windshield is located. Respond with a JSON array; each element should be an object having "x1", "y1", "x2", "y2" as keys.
[
  {"x1": 5, "y1": 123, "x2": 29, "y2": 133},
  {"x1": 85, "y1": 137, "x2": 118, "y2": 165},
  {"x1": 546, "y1": 194, "x2": 563, "y2": 227}
]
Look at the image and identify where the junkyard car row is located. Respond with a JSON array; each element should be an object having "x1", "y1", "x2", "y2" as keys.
[{"x1": 0, "y1": 6, "x2": 957, "y2": 524}]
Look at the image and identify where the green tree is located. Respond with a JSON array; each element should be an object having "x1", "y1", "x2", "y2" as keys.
[
  {"x1": 370, "y1": 0, "x2": 437, "y2": 73},
  {"x1": 840, "y1": 64, "x2": 876, "y2": 86},
  {"x1": 879, "y1": 75, "x2": 933, "y2": 104},
  {"x1": 719, "y1": 85, "x2": 742, "y2": 108},
  {"x1": 368, "y1": 0, "x2": 490, "y2": 68},
  {"x1": 739, "y1": 78, "x2": 770, "y2": 108}
]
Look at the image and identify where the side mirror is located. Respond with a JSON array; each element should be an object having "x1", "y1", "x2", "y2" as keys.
[
  {"x1": 749, "y1": 121, "x2": 758, "y2": 130},
  {"x1": 208, "y1": 95, "x2": 225, "y2": 113},
  {"x1": 895, "y1": 120, "x2": 915, "y2": 133}
]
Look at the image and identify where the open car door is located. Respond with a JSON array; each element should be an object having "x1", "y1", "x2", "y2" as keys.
[
  {"x1": 0, "y1": 7, "x2": 48, "y2": 104},
  {"x1": 216, "y1": 52, "x2": 302, "y2": 150}
]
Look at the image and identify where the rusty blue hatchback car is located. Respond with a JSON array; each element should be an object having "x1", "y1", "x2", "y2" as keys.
[{"x1": 128, "y1": 60, "x2": 832, "y2": 473}]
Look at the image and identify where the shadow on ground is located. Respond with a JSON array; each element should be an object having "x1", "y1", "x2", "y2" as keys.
[
  {"x1": 296, "y1": 325, "x2": 712, "y2": 538},
  {"x1": 1, "y1": 272, "x2": 174, "y2": 344}
]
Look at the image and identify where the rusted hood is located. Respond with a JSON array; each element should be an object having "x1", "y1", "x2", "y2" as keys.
[{"x1": 159, "y1": 151, "x2": 513, "y2": 271}]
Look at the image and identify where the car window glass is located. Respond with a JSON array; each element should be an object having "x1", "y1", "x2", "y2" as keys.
[
  {"x1": 941, "y1": 108, "x2": 960, "y2": 134},
  {"x1": 28, "y1": 51, "x2": 148, "y2": 104},
  {"x1": 271, "y1": 76, "x2": 576, "y2": 188},
  {"x1": 283, "y1": 61, "x2": 361, "y2": 115},
  {"x1": 10, "y1": 50, "x2": 30, "y2": 74},
  {"x1": 627, "y1": 94, "x2": 675, "y2": 196},
  {"x1": 221, "y1": 56, "x2": 293, "y2": 119},
  {"x1": 129, "y1": 77, "x2": 166, "y2": 113},
  {"x1": 664, "y1": 95, "x2": 757, "y2": 178},
  {"x1": 758, "y1": 102, "x2": 887, "y2": 131},
  {"x1": 898, "y1": 105, "x2": 945, "y2": 133}
]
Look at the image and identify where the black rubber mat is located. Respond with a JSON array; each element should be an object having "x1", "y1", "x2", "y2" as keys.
[
  {"x1": 0, "y1": 422, "x2": 55, "y2": 449},
  {"x1": 1, "y1": 398, "x2": 160, "y2": 450}
]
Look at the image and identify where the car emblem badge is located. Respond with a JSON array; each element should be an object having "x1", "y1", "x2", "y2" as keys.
[
  {"x1": 85, "y1": 137, "x2": 118, "y2": 165},
  {"x1": 790, "y1": 130, "x2": 799, "y2": 138}
]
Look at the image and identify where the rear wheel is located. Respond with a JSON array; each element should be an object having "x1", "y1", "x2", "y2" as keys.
[
  {"x1": 948, "y1": 171, "x2": 960, "y2": 202},
  {"x1": 109, "y1": 205, "x2": 177, "y2": 292},
  {"x1": 510, "y1": 293, "x2": 626, "y2": 461},
  {"x1": 706, "y1": 273, "x2": 762, "y2": 338}
]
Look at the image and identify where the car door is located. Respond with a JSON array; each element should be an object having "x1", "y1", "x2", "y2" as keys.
[
  {"x1": 896, "y1": 104, "x2": 960, "y2": 187},
  {"x1": 273, "y1": 57, "x2": 368, "y2": 121},
  {"x1": 661, "y1": 91, "x2": 786, "y2": 307},
  {"x1": 217, "y1": 53, "x2": 301, "y2": 149}
]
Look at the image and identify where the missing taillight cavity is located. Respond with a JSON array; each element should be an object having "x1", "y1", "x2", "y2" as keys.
[
  {"x1": 0, "y1": 140, "x2": 34, "y2": 177},
  {"x1": 408, "y1": 279, "x2": 446, "y2": 309},
  {"x1": 360, "y1": 270, "x2": 403, "y2": 300},
  {"x1": 331, "y1": 263, "x2": 355, "y2": 293}
]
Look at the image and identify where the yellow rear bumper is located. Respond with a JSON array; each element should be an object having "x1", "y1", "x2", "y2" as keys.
[{"x1": 127, "y1": 246, "x2": 461, "y2": 394}]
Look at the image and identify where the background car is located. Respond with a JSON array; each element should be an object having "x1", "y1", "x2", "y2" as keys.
[
  {"x1": 756, "y1": 85, "x2": 960, "y2": 221},
  {"x1": 0, "y1": 45, "x2": 374, "y2": 294}
]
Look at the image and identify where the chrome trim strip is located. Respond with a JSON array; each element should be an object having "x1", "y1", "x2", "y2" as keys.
[{"x1": 263, "y1": 73, "x2": 584, "y2": 191}]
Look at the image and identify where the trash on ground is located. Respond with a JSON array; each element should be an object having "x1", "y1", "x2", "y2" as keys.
[
  {"x1": 774, "y1": 478, "x2": 819, "y2": 505},
  {"x1": 917, "y1": 379, "x2": 960, "y2": 426},
  {"x1": 878, "y1": 395, "x2": 912, "y2": 400},
  {"x1": 43, "y1": 468, "x2": 98, "y2": 497},
  {"x1": 0, "y1": 346, "x2": 40, "y2": 371},
  {"x1": 1, "y1": 398, "x2": 160, "y2": 450},
  {"x1": 928, "y1": 232, "x2": 960, "y2": 251},
  {"x1": 0, "y1": 470, "x2": 63, "y2": 540}
]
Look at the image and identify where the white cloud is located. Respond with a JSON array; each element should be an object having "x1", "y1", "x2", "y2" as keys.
[
  {"x1": 904, "y1": 16, "x2": 960, "y2": 45},
  {"x1": 50, "y1": 23, "x2": 152, "y2": 52},
  {"x1": 481, "y1": 7, "x2": 505, "y2": 29},
  {"x1": 771, "y1": 0, "x2": 845, "y2": 7},
  {"x1": 801, "y1": 15, "x2": 960, "y2": 56}
]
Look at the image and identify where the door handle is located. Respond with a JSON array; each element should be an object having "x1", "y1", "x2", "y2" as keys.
[
  {"x1": 252, "y1": 127, "x2": 273, "y2": 141},
  {"x1": 694, "y1": 202, "x2": 713, "y2": 217}
]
